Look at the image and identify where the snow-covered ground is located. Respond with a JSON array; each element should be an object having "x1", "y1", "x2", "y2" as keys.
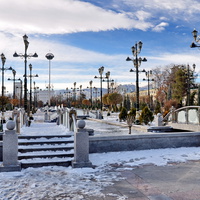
[{"x1": 1, "y1": 110, "x2": 200, "y2": 199}]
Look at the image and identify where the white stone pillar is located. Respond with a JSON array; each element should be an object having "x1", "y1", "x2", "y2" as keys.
[
  {"x1": 72, "y1": 120, "x2": 92, "y2": 168},
  {"x1": 0, "y1": 121, "x2": 21, "y2": 172}
]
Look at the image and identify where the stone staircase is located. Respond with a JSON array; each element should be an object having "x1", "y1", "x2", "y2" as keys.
[{"x1": 18, "y1": 134, "x2": 74, "y2": 169}]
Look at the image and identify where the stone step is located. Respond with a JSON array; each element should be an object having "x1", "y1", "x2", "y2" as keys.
[
  {"x1": 20, "y1": 158, "x2": 73, "y2": 169},
  {"x1": 18, "y1": 150, "x2": 74, "y2": 160},
  {"x1": 18, "y1": 139, "x2": 74, "y2": 146},
  {"x1": 18, "y1": 134, "x2": 74, "y2": 168},
  {"x1": 18, "y1": 134, "x2": 73, "y2": 140},
  {"x1": 18, "y1": 145, "x2": 74, "y2": 153}
]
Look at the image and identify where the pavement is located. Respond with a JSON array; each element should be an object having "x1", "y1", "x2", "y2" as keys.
[{"x1": 86, "y1": 160, "x2": 200, "y2": 200}]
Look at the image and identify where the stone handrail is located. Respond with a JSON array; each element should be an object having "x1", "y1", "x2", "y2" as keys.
[{"x1": 164, "y1": 106, "x2": 200, "y2": 125}]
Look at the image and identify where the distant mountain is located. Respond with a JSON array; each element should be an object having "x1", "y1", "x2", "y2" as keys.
[{"x1": 55, "y1": 83, "x2": 149, "y2": 99}]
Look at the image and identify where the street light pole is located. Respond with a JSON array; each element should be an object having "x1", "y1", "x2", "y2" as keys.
[
  {"x1": 13, "y1": 34, "x2": 38, "y2": 112},
  {"x1": 12, "y1": 69, "x2": 16, "y2": 99},
  {"x1": 19, "y1": 79, "x2": 22, "y2": 108},
  {"x1": 28, "y1": 64, "x2": 38, "y2": 113},
  {"x1": 89, "y1": 80, "x2": 93, "y2": 107},
  {"x1": 126, "y1": 41, "x2": 147, "y2": 111},
  {"x1": 0, "y1": 53, "x2": 13, "y2": 126},
  {"x1": 8, "y1": 78, "x2": 22, "y2": 108},
  {"x1": 143, "y1": 70, "x2": 154, "y2": 108},
  {"x1": 185, "y1": 64, "x2": 196, "y2": 106},
  {"x1": 45, "y1": 53, "x2": 54, "y2": 107},
  {"x1": 103, "y1": 71, "x2": 114, "y2": 94},
  {"x1": 94, "y1": 66, "x2": 104, "y2": 111},
  {"x1": 33, "y1": 81, "x2": 39, "y2": 111}
]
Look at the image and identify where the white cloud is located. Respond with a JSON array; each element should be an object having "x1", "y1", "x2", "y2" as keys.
[
  {"x1": 0, "y1": 0, "x2": 153, "y2": 35},
  {"x1": 152, "y1": 22, "x2": 169, "y2": 32}
]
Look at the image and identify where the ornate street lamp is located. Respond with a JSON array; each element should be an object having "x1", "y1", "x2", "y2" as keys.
[
  {"x1": 126, "y1": 41, "x2": 147, "y2": 124},
  {"x1": 184, "y1": 64, "x2": 196, "y2": 106},
  {"x1": 66, "y1": 87, "x2": 71, "y2": 107},
  {"x1": 12, "y1": 69, "x2": 16, "y2": 99},
  {"x1": 103, "y1": 71, "x2": 114, "y2": 94},
  {"x1": 27, "y1": 64, "x2": 38, "y2": 113},
  {"x1": 94, "y1": 66, "x2": 104, "y2": 111},
  {"x1": 71, "y1": 82, "x2": 79, "y2": 102},
  {"x1": 88, "y1": 80, "x2": 93, "y2": 107},
  {"x1": 33, "y1": 81, "x2": 39, "y2": 111},
  {"x1": 45, "y1": 53, "x2": 54, "y2": 107},
  {"x1": 93, "y1": 87, "x2": 99, "y2": 108},
  {"x1": 191, "y1": 29, "x2": 200, "y2": 48},
  {"x1": 126, "y1": 41, "x2": 147, "y2": 112},
  {"x1": 8, "y1": 78, "x2": 22, "y2": 107},
  {"x1": 0, "y1": 53, "x2": 13, "y2": 126},
  {"x1": 110, "y1": 82, "x2": 115, "y2": 93},
  {"x1": 13, "y1": 34, "x2": 38, "y2": 112},
  {"x1": 143, "y1": 70, "x2": 154, "y2": 108}
]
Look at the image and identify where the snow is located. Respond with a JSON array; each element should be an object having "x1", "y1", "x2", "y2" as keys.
[{"x1": 1, "y1": 110, "x2": 200, "y2": 199}]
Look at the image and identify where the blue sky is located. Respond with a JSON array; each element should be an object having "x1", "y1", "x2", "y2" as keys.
[{"x1": 0, "y1": 0, "x2": 200, "y2": 94}]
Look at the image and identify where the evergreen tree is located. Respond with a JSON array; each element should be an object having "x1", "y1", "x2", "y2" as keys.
[
  {"x1": 119, "y1": 107, "x2": 127, "y2": 121},
  {"x1": 139, "y1": 106, "x2": 154, "y2": 125}
]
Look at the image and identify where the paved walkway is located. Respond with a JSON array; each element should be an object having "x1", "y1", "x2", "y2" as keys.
[{"x1": 97, "y1": 161, "x2": 200, "y2": 200}]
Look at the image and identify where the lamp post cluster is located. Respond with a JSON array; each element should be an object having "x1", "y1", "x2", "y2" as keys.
[
  {"x1": 13, "y1": 34, "x2": 38, "y2": 112},
  {"x1": 126, "y1": 41, "x2": 147, "y2": 112}
]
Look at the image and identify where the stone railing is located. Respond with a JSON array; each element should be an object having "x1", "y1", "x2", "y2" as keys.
[
  {"x1": 165, "y1": 106, "x2": 200, "y2": 131},
  {"x1": 56, "y1": 107, "x2": 77, "y2": 132}
]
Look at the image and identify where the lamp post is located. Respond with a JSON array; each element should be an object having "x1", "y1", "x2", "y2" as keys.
[
  {"x1": 27, "y1": 64, "x2": 38, "y2": 113},
  {"x1": 33, "y1": 81, "x2": 39, "y2": 111},
  {"x1": 88, "y1": 80, "x2": 93, "y2": 107},
  {"x1": 110, "y1": 82, "x2": 115, "y2": 93},
  {"x1": 185, "y1": 64, "x2": 196, "y2": 106},
  {"x1": 12, "y1": 69, "x2": 16, "y2": 99},
  {"x1": 13, "y1": 34, "x2": 38, "y2": 112},
  {"x1": 0, "y1": 53, "x2": 13, "y2": 126},
  {"x1": 8, "y1": 78, "x2": 22, "y2": 107},
  {"x1": 66, "y1": 87, "x2": 71, "y2": 107},
  {"x1": 45, "y1": 53, "x2": 54, "y2": 107},
  {"x1": 143, "y1": 70, "x2": 154, "y2": 108},
  {"x1": 191, "y1": 29, "x2": 200, "y2": 48},
  {"x1": 126, "y1": 41, "x2": 147, "y2": 112},
  {"x1": 103, "y1": 71, "x2": 114, "y2": 94},
  {"x1": 18, "y1": 78, "x2": 23, "y2": 108},
  {"x1": 93, "y1": 87, "x2": 99, "y2": 108},
  {"x1": 94, "y1": 66, "x2": 104, "y2": 111},
  {"x1": 71, "y1": 82, "x2": 78, "y2": 102}
]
